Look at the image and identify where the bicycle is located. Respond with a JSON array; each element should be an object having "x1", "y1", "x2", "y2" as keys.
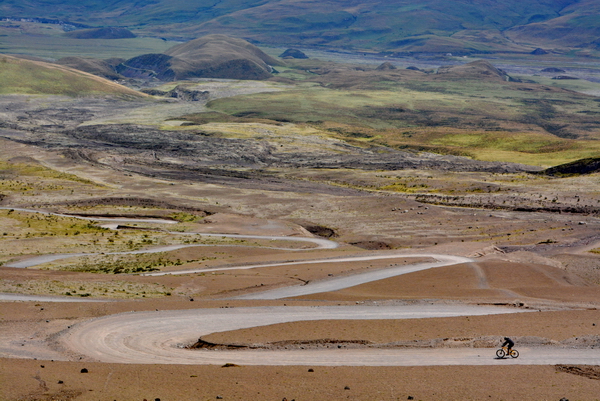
[{"x1": 496, "y1": 346, "x2": 519, "y2": 358}]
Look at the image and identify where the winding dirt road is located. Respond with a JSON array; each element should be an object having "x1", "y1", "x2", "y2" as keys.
[
  {"x1": 59, "y1": 304, "x2": 537, "y2": 366},
  {"x1": 6, "y1": 208, "x2": 599, "y2": 367},
  {"x1": 59, "y1": 305, "x2": 600, "y2": 366}
]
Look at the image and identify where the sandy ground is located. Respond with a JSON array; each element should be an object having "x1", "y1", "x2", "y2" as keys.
[
  {"x1": 2, "y1": 138, "x2": 600, "y2": 400},
  {"x1": 4, "y1": 360, "x2": 600, "y2": 401},
  {"x1": 4, "y1": 256, "x2": 600, "y2": 400}
]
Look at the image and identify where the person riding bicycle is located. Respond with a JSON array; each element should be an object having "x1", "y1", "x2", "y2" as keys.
[{"x1": 502, "y1": 337, "x2": 514, "y2": 353}]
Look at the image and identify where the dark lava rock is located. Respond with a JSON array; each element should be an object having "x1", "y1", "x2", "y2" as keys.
[
  {"x1": 541, "y1": 67, "x2": 566, "y2": 73},
  {"x1": 531, "y1": 48, "x2": 549, "y2": 55},
  {"x1": 540, "y1": 157, "x2": 600, "y2": 176},
  {"x1": 280, "y1": 49, "x2": 309, "y2": 59},
  {"x1": 303, "y1": 224, "x2": 337, "y2": 238}
]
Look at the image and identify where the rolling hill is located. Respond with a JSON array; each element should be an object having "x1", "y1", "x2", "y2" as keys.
[
  {"x1": 116, "y1": 35, "x2": 283, "y2": 80},
  {"x1": 0, "y1": 55, "x2": 146, "y2": 97},
  {"x1": 0, "y1": 0, "x2": 598, "y2": 55}
]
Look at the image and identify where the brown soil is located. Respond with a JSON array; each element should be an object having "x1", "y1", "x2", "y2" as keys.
[{"x1": 2, "y1": 359, "x2": 600, "y2": 401}]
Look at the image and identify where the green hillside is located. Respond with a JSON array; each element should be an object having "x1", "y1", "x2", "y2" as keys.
[
  {"x1": 0, "y1": 55, "x2": 147, "y2": 97},
  {"x1": 0, "y1": 0, "x2": 598, "y2": 54}
]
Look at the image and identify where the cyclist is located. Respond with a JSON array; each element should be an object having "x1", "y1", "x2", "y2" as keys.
[{"x1": 502, "y1": 337, "x2": 514, "y2": 353}]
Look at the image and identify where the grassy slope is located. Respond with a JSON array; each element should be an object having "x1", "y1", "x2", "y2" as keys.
[
  {"x1": 0, "y1": 0, "x2": 267, "y2": 27},
  {"x1": 0, "y1": 55, "x2": 146, "y2": 96},
  {"x1": 183, "y1": 0, "x2": 570, "y2": 50}
]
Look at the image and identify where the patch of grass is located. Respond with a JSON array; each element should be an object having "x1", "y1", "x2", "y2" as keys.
[
  {"x1": 0, "y1": 55, "x2": 144, "y2": 97},
  {"x1": 57, "y1": 253, "x2": 177, "y2": 274},
  {"x1": 206, "y1": 76, "x2": 600, "y2": 166},
  {"x1": 378, "y1": 182, "x2": 429, "y2": 193},
  {"x1": 0, "y1": 209, "x2": 109, "y2": 238},
  {"x1": 0, "y1": 160, "x2": 97, "y2": 185},
  {"x1": 169, "y1": 212, "x2": 204, "y2": 223},
  {"x1": 519, "y1": 75, "x2": 600, "y2": 95}
]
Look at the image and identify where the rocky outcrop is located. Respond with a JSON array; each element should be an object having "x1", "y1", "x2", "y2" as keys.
[
  {"x1": 142, "y1": 85, "x2": 209, "y2": 101},
  {"x1": 279, "y1": 49, "x2": 308, "y2": 59}
]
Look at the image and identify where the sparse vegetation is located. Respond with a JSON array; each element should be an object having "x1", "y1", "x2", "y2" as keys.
[
  {"x1": 0, "y1": 278, "x2": 172, "y2": 298},
  {"x1": 54, "y1": 253, "x2": 175, "y2": 274},
  {"x1": 204, "y1": 68, "x2": 600, "y2": 166}
]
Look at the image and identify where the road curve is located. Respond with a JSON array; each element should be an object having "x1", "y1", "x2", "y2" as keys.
[
  {"x1": 230, "y1": 254, "x2": 471, "y2": 299},
  {"x1": 11, "y1": 207, "x2": 593, "y2": 367},
  {"x1": 61, "y1": 304, "x2": 548, "y2": 366}
]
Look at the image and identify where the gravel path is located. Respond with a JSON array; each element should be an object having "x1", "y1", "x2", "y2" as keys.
[{"x1": 60, "y1": 304, "x2": 539, "y2": 365}]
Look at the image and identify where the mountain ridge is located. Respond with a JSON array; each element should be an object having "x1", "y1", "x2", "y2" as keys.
[{"x1": 1, "y1": 0, "x2": 598, "y2": 55}]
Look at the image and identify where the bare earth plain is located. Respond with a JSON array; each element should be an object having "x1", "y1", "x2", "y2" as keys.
[{"x1": 1, "y1": 68, "x2": 600, "y2": 401}]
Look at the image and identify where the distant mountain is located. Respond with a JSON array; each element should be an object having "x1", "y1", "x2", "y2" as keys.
[{"x1": 1, "y1": 0, "x2": 598, "y2": 55}]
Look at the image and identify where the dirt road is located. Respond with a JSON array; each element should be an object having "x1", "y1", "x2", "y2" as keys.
[{"x1": 60, "y1": 304, "x2": 542, "y2": 365}]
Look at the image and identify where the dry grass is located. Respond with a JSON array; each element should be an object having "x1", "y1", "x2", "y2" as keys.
[{"x1": 0, "y1": 55, "x2": 145, "y2": 97}]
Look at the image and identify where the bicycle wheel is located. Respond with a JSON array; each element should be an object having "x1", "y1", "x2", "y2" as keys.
[
  {"x1": 509, "y1": 349, "x2": 519, "y2": 358},
  {"x1": 496, "y1": 348, "x2": 506, "y2": 358}
]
